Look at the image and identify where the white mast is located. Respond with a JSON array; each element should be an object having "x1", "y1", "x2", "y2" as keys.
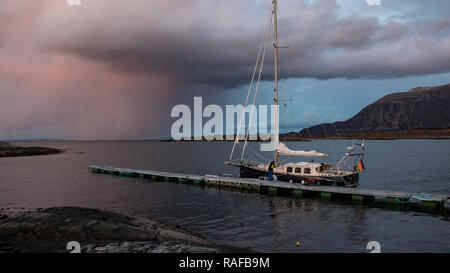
[
  {"x1": 227, "y1": 0, "x2": 330, "y2": 167},
  {"x1": 273, "y1": 0, "x2": 280, "y2": 166}
]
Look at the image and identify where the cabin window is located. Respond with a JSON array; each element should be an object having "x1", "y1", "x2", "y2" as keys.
[
  {"x1": 304, "y1": 168, "x2": 311, "y2": 174},
  {"x1": 287, "y1": 167, "x2": 293, "y2": 173},
  {"x1": 320, "y1": 165, "x2": 324, "y2": 172},
  {"x1": 295, "y1": 167, "x2": 301, "y2": 173}
]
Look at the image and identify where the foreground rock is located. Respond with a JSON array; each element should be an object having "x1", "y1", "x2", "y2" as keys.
[
  {"x1": 0, "y1": 207, "x2": 245, "y2": 253},
  {"x1": 0, "y1": 141, "x2": 61, "y2": 157}
]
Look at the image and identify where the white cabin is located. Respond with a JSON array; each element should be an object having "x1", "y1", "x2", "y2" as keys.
[
  {"x1": 255, "y1": 161, "x2": 333, "y2": 177},
  {"x1": 276, "y1": 162, "x2": 332, "y2": 176}
]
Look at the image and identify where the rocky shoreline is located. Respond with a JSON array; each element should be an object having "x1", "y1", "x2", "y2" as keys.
[
  {"x1": 281, "y1": 129, "x2": 450, "y2": 140},
  {"x1": 162, "y1": 129, "x2": 450, "y2": 142},
  {"x1": 0, "y1": 207, "x2": 247, "y2": 253},
  {"x1": 0, "y1": 142, "x2": 61, "y2": 157}
]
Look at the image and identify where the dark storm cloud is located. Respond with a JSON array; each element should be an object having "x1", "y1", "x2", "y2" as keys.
[
  {"x1": 36, "y1": 0, "x2": 450, "y2": 89},
  {"x1": 1, "y1": 0, "x2": 450, "y2": 140},
  {"x1": 54, "y1": 34, "x2": 261, "y2": 88}
]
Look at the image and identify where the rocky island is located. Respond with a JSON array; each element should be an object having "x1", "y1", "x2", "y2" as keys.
[
  {"x1": 0, "y1": 141, "x2": 61, "y2": 157},
  {"x1": 0, "y1": 207, "x2": 245, "y2": 253}
]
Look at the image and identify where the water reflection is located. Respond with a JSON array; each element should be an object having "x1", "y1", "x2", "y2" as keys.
[{"x1": 0, "y1": 140, "x2": 449, "y2": 252}]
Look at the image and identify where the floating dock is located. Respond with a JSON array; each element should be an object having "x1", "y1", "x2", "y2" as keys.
[{"x1": 90, "y1": 165, "x2": 450, "y2": 213}]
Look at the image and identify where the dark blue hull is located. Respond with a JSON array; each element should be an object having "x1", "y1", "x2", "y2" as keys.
[{"x1": 239, "y1": 164, "x2": 359, "y2": 187}]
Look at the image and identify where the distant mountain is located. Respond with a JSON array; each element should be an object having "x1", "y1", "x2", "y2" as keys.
[{"x1": 296, "y1": 83, "x2": 450, "y2": 137}]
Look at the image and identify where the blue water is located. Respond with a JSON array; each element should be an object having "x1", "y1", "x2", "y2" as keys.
[{"x1": 0, "y1": 139, "x2": 449, "y2": 252}]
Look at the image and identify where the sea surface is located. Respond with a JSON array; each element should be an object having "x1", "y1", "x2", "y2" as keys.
[{"x1": 0, "y1": 139, "x2": 449, "y2": 253}]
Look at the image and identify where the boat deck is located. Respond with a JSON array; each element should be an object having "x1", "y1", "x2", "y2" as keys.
[{"x1": 90, "y1": 165, "x2": 450, "y2": 213}]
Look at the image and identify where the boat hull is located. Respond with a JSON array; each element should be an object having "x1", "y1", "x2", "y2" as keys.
[{"x1": 239, "y1": 164, "x2": 359, "y2": 187}]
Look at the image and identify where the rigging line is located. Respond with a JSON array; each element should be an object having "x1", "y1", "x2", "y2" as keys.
[
  {"x1": 280, "y1": 156, "x2": 293, "y2": 164},
  {"x1": 246, "y1": 144, "x2": 272, "y2": 162},
  {"x1": 332, "y1": 122, "x2": 348, "y2": 160},
  {"x1": 231, "y1": 7, "x2": 272, "y2": 161},
  {"x1": 235, "y1": 140, "x2": 271, "y2": 164},
  {"x1": 278, "y1": 6, "x2": 319, "y2": 160},
  {"x1": 241, "y1": 6, "x2": 274, "y2": 162},
  {"x1": 243, "y1": 148, "x2": 266, "y2": 165},
  {"x1": 320, "y1": 124, "x2": 338, "y2": 163},
  {"x1": 332, "y1": 122, "x2": 345, "y2": 143},
  {"x1": 280, "y1": 11, "x2": 321, "y2": 154},
  {"x1": 278, "y1": 16, "x2": 295, "y2": 133},
  {"x1": 280, "y1": 13, "x2": 306, "y2": 80},
  {"x1": 277, "y1": 1, "x2": 308, "y2": 231},
  {"x1": 279, "y1": 18, "x2": 318, "y2": 153},
  {"x1": 230, "y1": 4, "x2": 273, "y2": 161},
  {"x1": 304, "y1": 134, "x2": 318, "y2": 154},
  {"x1": 304, "y1": 127, "x2": 319, "y2": 156},
  {"x1": 289, "y1": 120, "x2": 316, "y2": 153}
]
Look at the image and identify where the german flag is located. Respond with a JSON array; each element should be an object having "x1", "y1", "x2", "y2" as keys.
[{"x1": 356, "y1": 160, "x2": 365, "y2": 172}]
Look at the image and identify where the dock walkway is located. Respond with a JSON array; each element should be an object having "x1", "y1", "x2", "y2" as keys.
[{"x1": 90, "y1": 165, "x2": 449, "y2": 213}]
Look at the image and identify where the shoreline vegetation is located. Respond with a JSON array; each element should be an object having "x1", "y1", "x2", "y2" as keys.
[
  {"x1": 0, "y1": 141, "x2": 62, "y2": 157},
  {"x1": 0, "y1": 207, "x2": 249, "y2": 253},
  {"x1": 161, "y1": 129, "x2": 450, "y2": 142}
]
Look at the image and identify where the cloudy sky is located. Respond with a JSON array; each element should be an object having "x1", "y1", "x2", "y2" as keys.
[{"x1": 1, "y1": 0, "x2": 449, "y2": 140}]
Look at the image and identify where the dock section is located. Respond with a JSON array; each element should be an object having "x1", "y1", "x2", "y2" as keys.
[{"x1": 90, "y1": 165, "x2": 449, "y2": 213}]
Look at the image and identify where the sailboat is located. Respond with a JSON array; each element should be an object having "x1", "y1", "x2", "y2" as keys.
[{"x1": 225, "y1": 0, "x2": 366, "y2": 188}]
